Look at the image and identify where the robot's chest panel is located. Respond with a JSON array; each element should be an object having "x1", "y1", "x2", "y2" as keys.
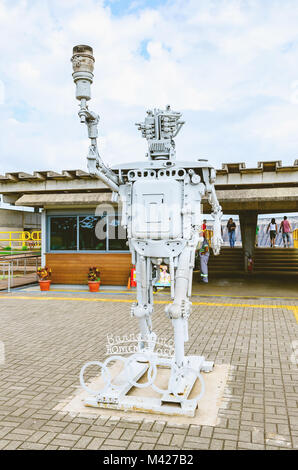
[{"x1": 131, "y1": 178, "x2": 182, "y2": 240}]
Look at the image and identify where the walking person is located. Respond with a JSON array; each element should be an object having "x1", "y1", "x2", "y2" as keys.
[
  {"x1": 202, "y1": 219, "x2": 207, "y2": 238},
  {"x1": 266, "y1": 218, "x2": 277, "y2": 247},
  {"x1": 279, "y1": 216, "x2": 292, "y2": 248},
  {"x1": 255, "y1": 224, "x2": 259, "y2": 247},
  {"x1": 227, "y1": 218, "x2": 236, "y2": 248},
  {"x1": 199, "y1": 238, "x2": 210, "y2": 283}
]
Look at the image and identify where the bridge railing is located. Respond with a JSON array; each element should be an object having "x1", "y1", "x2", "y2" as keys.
[{"x1": 0, "y1": 253, "x2": 41, "y2": 292}]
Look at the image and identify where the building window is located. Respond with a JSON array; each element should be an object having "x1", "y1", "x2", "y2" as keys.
[
  {"x1": 50, "y1": 216, "x2": 77, "y2": 251},
  {"x1": 48, "y1": 214, "x2": 129, "y2": 252},
  {"x1": 108, "y1": 215, "x2": 129, "y2": 251},
  {"x1": 79, "y1": 216, "x2": 107, "y2": 251}
]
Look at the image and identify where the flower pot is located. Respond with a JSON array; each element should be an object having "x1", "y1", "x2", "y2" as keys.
[
  {"x1": 88, "y1": 281, "x2": 100, "y2": 292},
  {"x1": 39, "y1": 280, "x2": 51, "y2": 291}
]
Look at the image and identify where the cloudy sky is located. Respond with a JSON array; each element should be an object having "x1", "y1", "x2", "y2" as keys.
[{"x1": 1, "y1": 0, "x2": 298, "y2": 175}]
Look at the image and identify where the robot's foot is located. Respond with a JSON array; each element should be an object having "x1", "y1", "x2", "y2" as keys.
[{"x1": 80, "y1": 354, "x2": 214, "y2": 417}]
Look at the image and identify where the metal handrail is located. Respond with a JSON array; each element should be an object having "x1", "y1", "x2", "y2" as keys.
[
  {"x1": 0, "y1": 261, "x2": 13, "y2": 292},
  {"x1": 0, "y1": 253, "x2": 41, "y2": 291}
]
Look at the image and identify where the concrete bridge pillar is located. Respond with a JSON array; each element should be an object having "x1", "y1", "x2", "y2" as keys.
[{"x1": 239, "y1": 211, "x2": 258, "y2": 272}]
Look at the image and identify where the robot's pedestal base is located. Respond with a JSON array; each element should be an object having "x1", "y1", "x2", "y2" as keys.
[{"x1": 82, "y1": 355, "x2": 214, "y2": 417}]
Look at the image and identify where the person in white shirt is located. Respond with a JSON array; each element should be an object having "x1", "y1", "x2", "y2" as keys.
[{"x1": 266, "y1": 218, "x2": 277, "y2": 247}]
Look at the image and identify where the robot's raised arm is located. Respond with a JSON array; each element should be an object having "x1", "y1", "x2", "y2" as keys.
[
  {"x1": 202, "y1": 167, "x2": 223, "y2": 255},
  {"x1": 71, "y1": 45, "x2": 119, "y2": 193}
]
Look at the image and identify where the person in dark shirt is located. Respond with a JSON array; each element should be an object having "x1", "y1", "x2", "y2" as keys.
[
  {"x1": 199, "y1": 238, "x2": 210, "y2": 283},
  {"x1": 227, "y1": 218, "x2": 236, "y2": 248},
  {"x1": 255, "y1": 224, "x2": 259, "y2": 247}
]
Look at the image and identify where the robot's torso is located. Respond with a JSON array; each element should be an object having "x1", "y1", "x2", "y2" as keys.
[{"x1": 112, "y1": 159, "x2": 216, "y2": 262}]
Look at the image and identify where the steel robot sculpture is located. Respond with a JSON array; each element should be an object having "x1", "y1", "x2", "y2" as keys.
[{"x1": 71, "y1": 45, "x2": 223, "y2": 416}]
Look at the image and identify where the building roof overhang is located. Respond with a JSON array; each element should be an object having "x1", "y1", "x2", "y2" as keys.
[
  {"x1": 0, "y1": 160, "x2": 297, "y2": 213},
  {"x1": 15, "y1": 192, "x2": 115, "y2": 207}
]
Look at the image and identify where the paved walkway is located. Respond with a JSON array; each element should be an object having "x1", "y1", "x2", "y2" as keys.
[
  {"x1": 0, "y1": 287, "x2": 297, "y2": 450},
  {"x1": 191, "y1": 276, "x2": 298, "y2": 299}
]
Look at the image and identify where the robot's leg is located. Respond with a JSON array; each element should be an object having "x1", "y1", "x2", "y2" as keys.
[
  {"x1": 131, "y1": 254, "x2": 156, "y2": 352},
  {"x1": 165, "y1": 246, "x2": 192, "y2": 372},
  {"x1": 165, "y1": 246, "x2": 214, "y2": 400}
]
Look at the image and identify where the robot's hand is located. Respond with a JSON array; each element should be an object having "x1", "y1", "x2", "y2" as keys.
[
  {"x1": 78, "y1": 105, "x2": 93, "y2": 124},
  {"x1": 211, "y1": 215, "x2": 223, "y2": 256},
  {"x1": 78, "y1": 107, "x2": 87, "y2": 123},
  {"x1": 78, "y1": 106, "x2": 99, "y2": 140},
  {"x1": 211, "y1": 235, "x2": 222, "y2": 256},
  {"x1": 78, "y1": 105, "x2": 99, "y2": 122}
]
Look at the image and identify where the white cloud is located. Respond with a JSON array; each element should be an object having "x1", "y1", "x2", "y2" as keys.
[
  {"x1": 0, "y1": 79, "x2": 4, "y2": 104},
  {"x1": 0, "y1": 0, "x2": 298, "y2": 175},
  {"x1": 17, "y1": 62, "x2": 40, "y2": 81}
]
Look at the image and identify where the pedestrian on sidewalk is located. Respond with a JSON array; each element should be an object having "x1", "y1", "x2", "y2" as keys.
[
  {"x1": 279, "y1": 216, "x2": 292, "y2": 248},
  {"x1": 199, "y1": 238, "x2": 210, "y2": 283},
  {"x1": 201, "y1": 219, "x2": 207, "y2": 240},
  {"x1": 266, "y1": 218, "x2": 277, "y2": 247},
  {"x1": 255, "y1": 224, "x2": 259, "y2": 247},
  {"x1": 227, "y1": 218, "x2": 236, "y2": 248}
]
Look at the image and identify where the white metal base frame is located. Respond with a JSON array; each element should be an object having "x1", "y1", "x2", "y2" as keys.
[{"x1": 80, "y1": 353, "x2": 214, "y2": 417}]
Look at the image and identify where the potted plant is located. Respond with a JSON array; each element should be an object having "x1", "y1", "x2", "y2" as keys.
[
  {"x1": 88, "y1": 267, "x2": 101, "y2": 292},
  {"x1": 37, "y1": 266, "x2": 52, "y2": 291}
]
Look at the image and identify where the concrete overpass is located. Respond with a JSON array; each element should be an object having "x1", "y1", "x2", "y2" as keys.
[
  {"x1": 1, "y1": 160, "x2": 297, "y2": 211},
  {"x1": 205, "y1": 160, "x2": 298, "y2": 214},
  {"x1": 0, "y1": 160, "x2": 297, "y2": 272}
]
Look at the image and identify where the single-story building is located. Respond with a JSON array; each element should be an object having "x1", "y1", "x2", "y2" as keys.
[{"x1": 0, "y1": 170, "x2": 132, "y2": 285}]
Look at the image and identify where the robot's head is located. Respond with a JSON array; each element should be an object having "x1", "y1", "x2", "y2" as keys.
[{"x1": 135, "y1": 105, "x2": 185, "y2": 161}]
